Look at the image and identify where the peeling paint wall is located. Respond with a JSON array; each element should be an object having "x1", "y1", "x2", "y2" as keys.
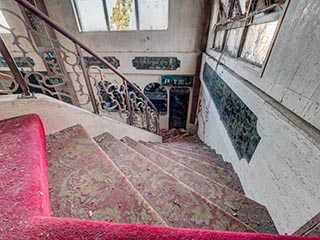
[
  {"x1": 199, "y1": 0, "x2": 320, "y2": 234},
  {"x1": 198, "y1": 55, "x2": 320, "y2": 234},
  {"x1": 260, "y1": 0, "x2": 320, "y2": 130}
]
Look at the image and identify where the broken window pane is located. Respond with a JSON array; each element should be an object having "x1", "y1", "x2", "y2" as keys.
[
  {"x1": 224, "y1": 27, "x2": 244, "y2": 57},
  {"x1": 213, "y1": 30, "x2": 225, "y2": 51},
  {"x1": 73, "y1": 0, "x2": 108, "y2": 32},
  {"x1": 106, "y1": 0, "x2": 137, "y2": 31},
  {"x1": 254, "y1": 0, "x2": 268, "y2": 11},
  {"x1": 218, "y1": 0, "x2": 231, "y2": 22},
  {"x1": 240, "y1": 21, "x2": 278, "y2": 65},
  {"x1": 138, "y1": 0, "x2": 168, "y2": 30}
]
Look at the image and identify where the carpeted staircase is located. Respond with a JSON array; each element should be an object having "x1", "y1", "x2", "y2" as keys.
[
  {"x1": 1, "y1": 114, "x2": 318, "y2": 239},
  {"x1": 46, "y1": 123, "x2": 277, "y2": 233}
]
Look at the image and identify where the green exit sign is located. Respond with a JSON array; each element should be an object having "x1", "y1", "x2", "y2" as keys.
[{"x1": 161, "y1": 75, "x2": 193, "y2": 87}]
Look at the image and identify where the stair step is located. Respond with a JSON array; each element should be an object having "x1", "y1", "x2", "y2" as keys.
[
  {"x1": 131, "y1": 140, "x2": 244, "y2": 194},
  {"x1": 164, "y1": 136, "x2": 202, "y2": 143},
  {"x1": 46, "y1": 125, "x2": 165, "y2": 226},
  {"x1": 95, "y1": 132, "x2": 254, "y2": 232},
  {"x1": 126, "y1": 139, "x2": 276, "y2": 233},
  {"x1": 294, "y1": 212, "x2": 320, "y2": 237},
  {"x1": 146, "y1": 142, "x2": 234, "y2": 172},
  {"x1": 160, "y1": 142, "x2": 217, "y2": 155}
]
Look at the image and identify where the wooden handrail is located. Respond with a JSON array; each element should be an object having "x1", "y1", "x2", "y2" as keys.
[{"x1": 14, "y1": 0, "x2": 159, "y2": 117}]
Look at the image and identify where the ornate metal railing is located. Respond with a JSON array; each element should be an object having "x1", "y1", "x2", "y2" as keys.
[{"x1": 0, "y1": 0, "x2": 159, "y2": 134}]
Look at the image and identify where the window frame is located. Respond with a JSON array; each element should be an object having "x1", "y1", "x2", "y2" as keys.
[
  {"x1": 212, "y1": 0, "x2": 287, "y2": 68},
  {"x1": 71, "y1": 0, "x2": 169, "y2": 32}
]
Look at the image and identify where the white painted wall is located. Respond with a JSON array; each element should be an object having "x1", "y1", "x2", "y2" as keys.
[
  {"x1": 206, "y1": 0, "x2": 320, "y2": 131},
  {"x1": 198, "y1": 51, "x2": 320, "y2": 235},
  {"x1": 0, "y1": 94, "x2": 162, "y2": 142},
  {"x1": 260, "y1": 0, "x2": 320, "y2": 130},
  {"x1": 199, "y1": 1, "x2": 320, "y2": 233}
]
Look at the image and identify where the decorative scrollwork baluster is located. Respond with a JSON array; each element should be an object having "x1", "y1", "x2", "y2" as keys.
[{"x1": 0, "y1": 73, "x2": 19, "y2": 94}]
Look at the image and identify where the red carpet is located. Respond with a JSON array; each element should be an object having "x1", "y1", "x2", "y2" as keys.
[{"x1": 0, "y1": 114, "x2": 319, "y2": 239}]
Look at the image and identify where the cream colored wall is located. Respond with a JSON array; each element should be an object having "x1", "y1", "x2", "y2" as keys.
[
  {"x1": 42, "y1": 0, "x2": 203, "y2": 130},
  {"x1": 198, "y1": 0, "x2": 320, "y2": 234},
  {"x1": 0, "y1": 0, "x2": 201, "y2": 130},
  {"x1": 0, "y1": 94, "x2": 162, "y2": 142}
]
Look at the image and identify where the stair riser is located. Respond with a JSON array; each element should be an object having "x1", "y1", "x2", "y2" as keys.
[
  {"x1": 150, "y1": 143, "x2": 234, "y2": 172},
  {"x1": 96, "y1": 134, "x2": 254, "y2": 232},
  {"x1": 46, "y1": 125, "x2": 165, "y2": 226},
  {"x1": 128, "y1": 139, "x2": 245, "y2": 196},
  {"x1": 132, "y1": 141, "x2": 277, "y2": 233}
]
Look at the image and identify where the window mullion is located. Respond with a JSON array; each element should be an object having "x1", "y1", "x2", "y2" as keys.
[
  {"x1": 102, "y1": 0, "x2": 110, "y2": 31},
  {"x1": 135, "y1": 0, "x2": 140, "y2": 31},
  {"x1": 71, "y1": 0, "x2": 83, "y2": 32},
  {"x1": 236, "y1": 0, "x2": 254, "y2": 57}
]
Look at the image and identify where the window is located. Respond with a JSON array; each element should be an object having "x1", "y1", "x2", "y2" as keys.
[
  {"x1": 72, "y1": 0, "x2": 169, "y2": 32},
  {"x1": 0, "y1": 11, "x2": 10, "y2": 34},
  {"x1": 241, "y1": 21, "x2": 278, "y2": 65},
  {"x1": 213, "y1": 0, "x2": 286, "y2": 66}
]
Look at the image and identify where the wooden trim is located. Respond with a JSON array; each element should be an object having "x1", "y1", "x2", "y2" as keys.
[
  {"x1": 189, "y1": 0, "x2": 214, "y2": 124},
  {"x1": 260, "y1": 0, "x2": 291, "y2": 77}
]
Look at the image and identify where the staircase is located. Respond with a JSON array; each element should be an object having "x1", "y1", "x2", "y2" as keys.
[{"x1": 2, "y1": 114, "x2": 320, "y2": 239}]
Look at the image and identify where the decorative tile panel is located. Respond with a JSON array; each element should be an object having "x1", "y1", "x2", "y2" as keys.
[
  {"x1": 202, "y1": 63, "x2": 260, "y2": 162},
  {"x1": 132, "y1": 57, "x2": 180, "y2": 70},
  {"x1": 84, "y1": 56, "x2": 120, "y2": 69},
  {"x1": 0, "y1": 56, "x2": 35, "y2": 67}
]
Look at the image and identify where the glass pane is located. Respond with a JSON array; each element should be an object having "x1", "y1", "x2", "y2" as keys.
[
  {"x1": 214, "y1": 30, "x2": 225, "y2": 51},
  {"x1": 138, "y1": 0, "x2": 168, "y2": 30},
  {"x1": 144, "y1": 83, "x2": 167, "y2": 115},
  {"x1": 224, "y1": 28, "x2": 243, "y2": 57},
  {"x1": 218, "y1": 0, "x2": 230, "y2": 22},
  {"x1": 0, "y1": 11, "x2": 10, "y2": 33},
  {"x1": 106, "y1": 0, "x2": 137, "y2": 31},
  {"x1": 241, "y1": 21, "x2": 278, "y2": 65},
  {"x1": 238, "y1": 0, "x2": 250, "y2": 15},
  {"x1": 74, "y1": 0, "x2": 108, "y2": 32}
]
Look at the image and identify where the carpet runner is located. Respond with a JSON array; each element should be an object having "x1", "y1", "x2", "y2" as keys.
[
  {"x1": 116, "y1": 136, "x2": 277, "y2": 233},
  {"x1": 95, "y1": 132, "x2": 253, "y2": 232},
  {"x1": 124, "y1": 137, "x2": 244, "y2": 194},
  {"x1": 46, "y1": 125, "x2": 165, "y2": 226},
  {"x1": 143, "y1": 141, "x2": 234, "y2": 172}
]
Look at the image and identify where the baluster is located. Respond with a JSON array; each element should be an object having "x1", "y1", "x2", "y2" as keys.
[
  {"x1": 123, "y1": 81, "x2": 133, "y2": 125},
  {"x1": 0, "y1": 36, "x2": 31, "y2": 97},
  {"x1": 145, "y1": 100, "x2": 150, "y2": 131},
  {"x1": 75, "y1": 44, "x2": 99, "y2": 114}
]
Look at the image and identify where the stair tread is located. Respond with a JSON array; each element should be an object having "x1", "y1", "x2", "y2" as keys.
[
  {"x1": 95, "y1": 132, "x2": 254, "y2": 232},
  {"x1": 146, "y1": 142, "x2": 234, "y2": 172},
  {"x1": 160, "y1": 142, "x2": 217, "y2": 155},
  {"x1": 125, "y1": 137, "x2": 276, "y2": 233},
  {"x1": 135, "y1": 140, "x2": 244, "y2": 194},
  {"x1": 46, "y1": 125, "x2": 165, "y2": 226}
]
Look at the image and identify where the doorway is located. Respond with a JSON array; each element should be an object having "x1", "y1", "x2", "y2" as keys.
[{"x1": 169, "y1": 87, "x2": 190, "y2": 129}]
